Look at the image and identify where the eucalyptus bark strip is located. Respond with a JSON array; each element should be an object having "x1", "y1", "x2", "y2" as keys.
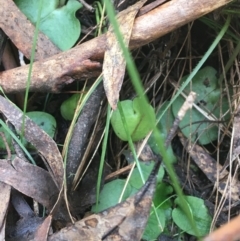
[{"x1": 66, "y1": 83, "x2": 104, "y2": 188}]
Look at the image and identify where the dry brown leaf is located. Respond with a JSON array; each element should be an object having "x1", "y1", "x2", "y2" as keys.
[
  {"x1": 0, "y1": 182, "x2": 11, "y2": 239},
  {"x1": 0, "y1": 96, "x2": 64, "y2": 190},
  {"x1": 48, "y1": 161, "x2": 160, "y2": 241},
  {"x1": 34, "y1": 215, "x2": 52, "y2": 241},
  {"x1": 103, "y1": 0, "x2": 147, "y2": 109},
  {"x1": 0, "y1": 157, "x2": 58, "y2": 209},
  {"x1": 179, "y1": 134, "x2": 240, "y2": 202},
  {"x1": 0, "y1": 96, "x2": 65, "y2": 237}
]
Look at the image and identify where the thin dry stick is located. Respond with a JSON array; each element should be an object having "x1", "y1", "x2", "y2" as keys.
[{"x1": 165, "y1": 91, "x2": 197, "y2": 147}]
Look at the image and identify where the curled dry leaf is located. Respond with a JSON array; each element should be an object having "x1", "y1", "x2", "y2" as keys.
[
  {"x1": 0, "y1": 96, "x2": 64, "y2": 190},
  {"x1": 103, "y1": 0, "x2": 147, "y2": 109},
  {"x1": 0, "y1": 96, "x2": 64, "y2": 240}
]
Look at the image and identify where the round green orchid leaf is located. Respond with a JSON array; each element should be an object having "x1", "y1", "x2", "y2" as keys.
[
  {"x1": 14, "y1": 0, "x2": 82, "y2": 51},
  {"x1": 111, "y1": 97, "x2": 156, "y2": 141},
  {"x1": 172, "y1": 66, "x2": 231, "y2": 145},
  {"x1": 172, "y1": 196, "x2": 211, "y2": 237},
  {"x1": 39, "y1": 0, "x2": 82, "y2": 50},
  {"x1": 14, "y1": 0, "x2": 59, "y2": 24},
  {"x1": 26, "y1": 111, "x2": 56, "y2": 138},
  {"x1": 0, "y1": 111, "x2": 56, "y2": 150},
  {"x1": 91, "y1": 179, "x2": 132, "y2": 213},
  {"x1": 60, "y1": 93, "x2": 81, "y2": 121}
]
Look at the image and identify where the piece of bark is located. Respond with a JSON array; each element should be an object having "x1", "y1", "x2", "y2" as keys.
[
  {"x1": 204, "y1": 215, "x2": 240, "y2": 241},
  {"x1": 0, "y1": 0, "x2": 60, "y2": 60},
  {"x1": 0, "y1": 0, "x2": 233, "y2": 93},
  {"x1": 0, "y1": 56, "x2": 102, "y2": 93},
  {"x1": 66, "y1": 83, "x2": 104, "y2": 188},
  {"x1": 130, "y1": 0, "x2": 232, "y2": 48}
]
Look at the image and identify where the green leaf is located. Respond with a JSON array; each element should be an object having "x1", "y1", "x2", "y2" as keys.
[
  {"x1": 172, "y1": 66, "x2": 230, "y2": 145},
  {"x1": 0, "y1": 111, "x2": 56, "y2": 150},
  {"x1": 60, "y1": 93, "x2": 81, "y2": 120},
  {"x1": 0, "y1": 126, "x2": 14, "y2": 150},
  {"x1": 142, "y1": 208, "x2": 165, "y2": 240},
  {"x1": 14, "y1": 0, "x2": 82, "y2": 50},
  {"x1": 91, "y1": 179, "x2": 132, "y2": 212},
  {"x1": 172, "y1": 196, "x2": 212, "y2": 237},
  {"x1": 111, "y1": 97, "x2": 156, "y2": 141},
  {"x1": 14, "y1": 0, "x2": 59, "y2": 24},
  {"x1": 26, "y1": 111, "x2": 56, "y2": 138},
  {"x1": 148, "y1": 131, "x2": 176, "y2": 164},
  {"x1": 128, "y1": 161, "x2": 164, "y2": 189},
  {"x1": 39, "y1": 0, "x2": 82, "y2": 50},
  {"x1": 153, "y1": 182, "x2": 173, "y2": 208}
]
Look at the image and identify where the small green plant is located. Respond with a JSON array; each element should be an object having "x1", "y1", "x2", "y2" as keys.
[
  {"x1": 172, "y1": 66, "x2": 231, "y2": 145},
  {"x1": 92, "y1": 161, "x2": 211, "y2": 240},
  {"x1": 92, "y1": 161, "x2": 166, "y2": 240},
  {"x1": 111, "y1": 97, "x2": 156, "y2": 141},
  {"x1": 14, "y1": 0, "x2": 82, "y2": 50}
]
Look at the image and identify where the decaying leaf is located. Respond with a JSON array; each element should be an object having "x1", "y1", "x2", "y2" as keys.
[
  {"x1": 0, "y1": 96, "x2": 65, "y2": 240},
  {"x1": 34, "y1": 215, "x2": 52, "y2": 241},
  {"x1": 0, "y1": 96, "x2": 64, "y2": 190},
  {"x1": 179, "y1": 133, "x2": 240, "y2": 202},
  {"x1": 103, "y1": 0, "x2": 147, "y2": 109},
  {"x1": 48, "y1": 160, "x2": 160, "y2": 241},
  {"x1": 0, "y1": 182, "x2": 10, "y2": 239},
  {"x1": 0, "y1": 157, "x2": 58, "y2": 209}
]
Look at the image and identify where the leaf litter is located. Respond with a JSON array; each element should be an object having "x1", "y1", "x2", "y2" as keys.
[{"x1": 0, "y1": 0, "x2": 239, "y2": 240}]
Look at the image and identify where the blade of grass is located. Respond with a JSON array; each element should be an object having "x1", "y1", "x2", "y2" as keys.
[
  {"x1": 95, "y1": 104, "x2": 111, "y2": 211},
  {"x1": 0, "y1": 119, "x2": 35, "y2": 165},
  {"x1": 21, "y1": 0, "x2": 44, "y2": 139}
]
